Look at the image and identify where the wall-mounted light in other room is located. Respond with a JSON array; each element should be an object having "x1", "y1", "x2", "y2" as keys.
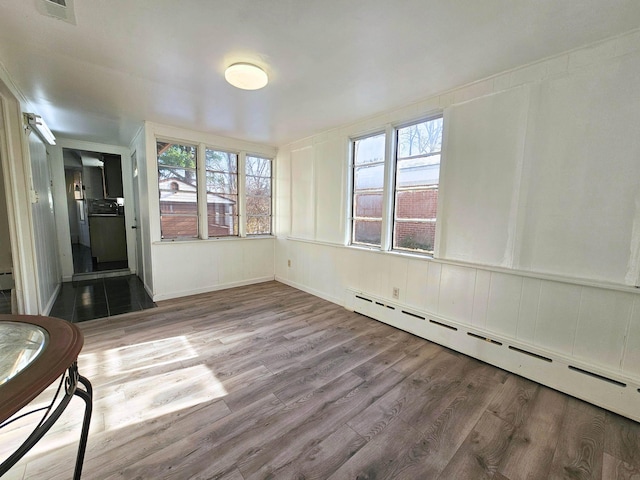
[
  {"x1": 25, "y1": 113, "x2": 56, "y2": 145},
  {"x1": 224, "y1": 63, "x2": 268, "y2": 90}
]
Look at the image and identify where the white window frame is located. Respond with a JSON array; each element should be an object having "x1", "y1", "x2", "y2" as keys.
[
  {"x1": 350, "y1": 131, "x2": 387, "y2": 248},
  {"x1": 245, "y1": 154, "x2": 273, "y2": 236},
  {"x1": 156, "y1": 137, "x2": 274, "y2": 241},
  {"x1": 348, "y1": 112, "x2": 443, "y2": 256},
  {"x1": 157, "y1": 139, "x2": 199, "y2": 240}
]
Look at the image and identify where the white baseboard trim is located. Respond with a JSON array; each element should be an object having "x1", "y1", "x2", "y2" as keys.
[
  {"x1": 152, "y1": 276, "x2": 276, "y2": 302},
  {"x1": 43, "y1": 282, "x2": 61, "y2": 316},
  {"x1": 275, "y1": 276, "x2": 344, "y2": 307},
  {"x1": 345, "y1": 288, "x2": 640, "y2": 423}
]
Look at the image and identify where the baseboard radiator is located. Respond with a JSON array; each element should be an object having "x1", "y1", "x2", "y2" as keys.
[{"x1": 345, "y1": 288, "x2": 640, "y2": 422}]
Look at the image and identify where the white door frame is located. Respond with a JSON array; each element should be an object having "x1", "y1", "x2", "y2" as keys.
[{"x1": 50, "y1": 138, "x2": 135, "y2": 281}]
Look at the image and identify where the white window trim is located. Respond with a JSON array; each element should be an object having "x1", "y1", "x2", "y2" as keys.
[
  {"x1": 347, "y1": 112, "x2": 444, "y2": 257},
  {"x1": 156, "y1": 136, "x2": 274, "y2": 242}
]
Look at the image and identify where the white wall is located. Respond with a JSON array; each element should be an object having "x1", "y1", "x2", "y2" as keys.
[
  {"x1": 27, "y1": 131, "x2": 60, "y2": 313},
  {"x1": 275, "y1": 30, "x2": 640, "y2": 418},
  {"x1": 141, "y1": 122, "x2": 277, "y2": 301},
  {"x1": 0, "y1": 72, "x2": 39, "y2": 314}
]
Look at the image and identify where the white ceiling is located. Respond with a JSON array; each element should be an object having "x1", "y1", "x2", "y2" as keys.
[{"x1": 1, "y1": 1, "x2": 640, "y2": 147}]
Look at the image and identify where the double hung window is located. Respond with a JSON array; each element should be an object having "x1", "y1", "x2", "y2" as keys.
[
  {"x1": 205, "y1": 149, "x2": 238, "y2": 237},
  {"x1": 350, "y1": 115, "x2": 443, "y2": 255},
  {"x1": 245, "y1": 156, "x2": 272, "y2": 235},
  {"x1": 351, "y1": 133, "x2": 386, "y2": 246}
]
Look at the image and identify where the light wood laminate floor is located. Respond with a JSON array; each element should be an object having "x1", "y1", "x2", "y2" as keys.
[{"x1": 1, "y1": 281, "x2": 639, "y2": 479}]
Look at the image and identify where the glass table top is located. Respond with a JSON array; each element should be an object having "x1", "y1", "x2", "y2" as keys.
[{"x1": 0, "y1": 321, "x2": 49, "y2": 386}]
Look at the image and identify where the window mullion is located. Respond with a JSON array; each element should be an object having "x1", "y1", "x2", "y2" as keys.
[
  {"x1": 380, "y1": 124, "x2": 395, "y2": 251},
  {"x1": 197, "y1": 143, "x2": 208, "y2": 239},
  {"x1": 238, "y1": 151, "x2": 247, "y2": 237}
]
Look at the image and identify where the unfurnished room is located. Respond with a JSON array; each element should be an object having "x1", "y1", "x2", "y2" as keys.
[{"x1": 1, "y1": 1, "x2": 640, "y2": 479}]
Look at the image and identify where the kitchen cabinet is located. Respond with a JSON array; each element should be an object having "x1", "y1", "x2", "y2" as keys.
[{"x1": 88, "y1": 216, "x2": 127, "y2": 263}]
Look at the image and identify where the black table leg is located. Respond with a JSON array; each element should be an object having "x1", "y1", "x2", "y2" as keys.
[{"x1": 73, "y1": 374, "x2": 92, "y2": 480}]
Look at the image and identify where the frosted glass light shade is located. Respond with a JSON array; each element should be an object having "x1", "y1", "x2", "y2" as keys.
[{"x1": 224, "y1": 63, "x2": 268, "y2": 90}]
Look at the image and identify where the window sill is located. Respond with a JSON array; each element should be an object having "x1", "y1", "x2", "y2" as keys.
[{"x1": 154, "y1": 235, "x2": 275, "y2": 245}]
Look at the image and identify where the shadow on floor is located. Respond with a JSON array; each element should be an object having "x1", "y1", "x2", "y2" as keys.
[{"x1": 49, "y1": 275, "x2": 156, "y2": 323}]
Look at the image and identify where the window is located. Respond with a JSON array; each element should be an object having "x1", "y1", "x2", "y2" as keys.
[
  {"x1": 157, "y1": 141, "x2": 198, "y2": 239},
  {"x1": 349, "y1": 115, "x2": 443, "y2": 255},
  {"x1": 205, "y1": 149, "x2": 238, "y2": 237},
  {"x1": 393, "y1": 116, "x2": 443, "y2": 253},
  {"x1": 245, "y1": 156, "x2": 272, "y2": 235},
  {"x1": 156, "y1": 140, "x2": 273, "y2": 240},
  {"x1": 351, "y1": 133, "x2": 386, "y2": 246}
]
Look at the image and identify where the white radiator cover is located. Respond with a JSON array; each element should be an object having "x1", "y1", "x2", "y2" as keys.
[{"x1": 346, "y1": 288, "x2": 640, "y2": 422}]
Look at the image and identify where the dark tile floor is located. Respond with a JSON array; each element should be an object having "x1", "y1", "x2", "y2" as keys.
[
  {"x1": 49, "y1": 275, "x2": 156, "y2": 323},
  {"x1": 73, "y1": 243, "x2": 128, "y2": 274}
]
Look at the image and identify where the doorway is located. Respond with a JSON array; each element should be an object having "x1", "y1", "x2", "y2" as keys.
[{"x1": 64, "y1": 148, "x2": 128, "y2": 276}]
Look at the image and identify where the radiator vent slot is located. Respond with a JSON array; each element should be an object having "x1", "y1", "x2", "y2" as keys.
[
  {"x1": 568, "y1": 366, "x2": 627, "y2": 388},
  {"x1": 355, "y1": 295, "x2": 372, "y2": 303},
  {"x1": 508, "y1": 345, "x2": 552, "y2": 363},
  {"x1": 429, "y1": 319, "x2": 457, "y2": 331},
  {"x1": 402, "y1": 310, "x2": 425, "y2": 320},
  {"x1": 386, "y1": 305, "x2": 395, "y2": 310},
  {"x1": 467, "y1": 332, "x2": 502, "y2": 346}
]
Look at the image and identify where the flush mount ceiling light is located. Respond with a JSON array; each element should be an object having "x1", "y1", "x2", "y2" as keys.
[{"x1": 224, "y1": 63, "x2": 268, "y2": 90}]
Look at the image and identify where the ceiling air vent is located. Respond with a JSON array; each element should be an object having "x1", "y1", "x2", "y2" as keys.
[{"x1": 36, "y1": 0, "x2": 76, "y2": 24}]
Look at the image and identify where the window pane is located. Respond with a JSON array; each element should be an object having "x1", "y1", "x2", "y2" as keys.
[
  {"x1": 160, "y1": 215, "x2": 198, "y2": 239},
  {"x1": 353, "y1": 220, "x2": 382, "y2": 246},
  {"x1": 245, "y1": 157, "x2": 272, "y2": 236},
  {"x1": 393, "y1": 115, "x2": 443, "y2": 254},
  {"x1": 395, "y1": 155, "x2": 440, "y2": 188},
  {"x1": 354, "y1": 163, "x2": 384, "y2": 191},
  {"x1": 246, "y1": 176, "x2": 271, "y2": 195},
  {"x1": 207, "y1": 214, "x2": 238, "y2": 237},
  {"x1": 395, "y1": 189, "x2": 438, "y2": 220},
  {"x1": 246, "y1": 156, "x2": 271, "y2": 177},
  {"x1": 205, "y1": 148, "x2": 239, "y2": 237},
  {"x1": 354, "y1": 134, "x2": 385, "y2": 165},
  {"x1": 394, "y1": 222, "x2": 436, "y2": 253},
  {"x1": 158, "y1": 141, "x2": 198, "y2": 239},
  {"x1": 246, "y1": 196, "x2": 272, "y2": 216},
  {"x1": 157, "y1": 142, "x2": 197, "y2": 169},
  {"x1": 397, "y1": 117, "x2": 443, "y2": 158},
  {"x1": 247, "y1": 216, "x2": 271, "y2": 235},
  {"x1": 354, "y1": 193, "x2": 383, "y2": 218},
  {"x1": 206, "y1": 172, "x2": 237, "y2": 195},
  {"x1": 205, "y1": 150, "x2": 237, "y2": 173},
  {"x1": 158, "y1": 167, "x2": 197, "y2": 190}
]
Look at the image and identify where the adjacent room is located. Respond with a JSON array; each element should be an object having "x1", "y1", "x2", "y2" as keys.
[{"x1": 1, "y1": 1, "x2": 640, "y2": 479}]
